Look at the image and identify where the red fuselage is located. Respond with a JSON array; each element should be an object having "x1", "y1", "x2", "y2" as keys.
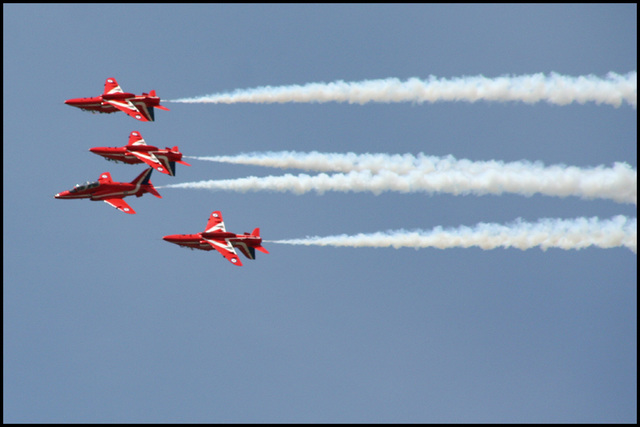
[
  {"x1": 163, "y1": 232, "x2": 264, "y2": 252},
  {"x1": 64, "y1": 92, "x2": 163, "y2": 114},
  {"x1": 54, "y1": 169, "x2": 161, "y2": 215},
  {"x1": 65, "y1": 78, "x2": 169, "y2": 122},
  {"x1": 162, "y1": 210, "x2": 268, "y2": 265},
  {"x1": 89, "y1": 146, "x2": 185, "y2": 165},
  {"x1": 54, "y1": 180, "x2": 149, "y2": 201}
]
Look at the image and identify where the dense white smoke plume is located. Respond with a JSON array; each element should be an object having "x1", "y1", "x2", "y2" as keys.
[
  {"x1": 267, "y1": 216, "x2": 637, "y2": 253},
  {"x1": 169, "y1": 72, "x2": 637, "y2": 107},
  {"x1": 167, "y1": 153, "x2": 637, "y2": 204}
]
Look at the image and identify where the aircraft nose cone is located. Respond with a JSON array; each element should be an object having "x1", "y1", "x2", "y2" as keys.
[
  {"x1": 163, "y1": 235, "x2": 184, "y2": 244},
  {"x1": 54, "y1": 193, "x2": 60, "y2": 198},
  {"x1": 65, "y1": 98, "x2": 83, "y2": 106}
]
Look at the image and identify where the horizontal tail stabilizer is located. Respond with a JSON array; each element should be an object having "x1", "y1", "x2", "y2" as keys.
[
  {"x1": 147, "y1": 182, "x2": 162, "y2": 198},
  {"x1": 251, "y1": 228, "x2": 269, "y2": 254},
  {"x1": 255, "y1": 245, "x2": 269, "y2": 254}
]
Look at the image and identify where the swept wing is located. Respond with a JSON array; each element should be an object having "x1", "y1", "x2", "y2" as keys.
[
  {"x1": 127, "y1": 150, "x2": 171, "y2": 175},
  {"x1": 104, "y1": 99, "x2": 151, "y2": 122},
  {"x1": 103, "y1": 197, "x2": 136, "y2": 214},
  {"x1": 204, "y1": 238, "x2": 242, "y2": 266}
]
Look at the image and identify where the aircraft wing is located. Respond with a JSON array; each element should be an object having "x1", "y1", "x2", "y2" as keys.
[
  {"x1": 98, "y1": 172, "x2": 113, "y2": 184},
  {"x1": 103, "y1": 197, "x2": 136, "y2": 214},
  {"x1": 205, "y1": 211, "x2": 226, "y2": 233},
  {"x1": 127, "y1": 150, "x2": 170, "y2": 175},
  {"x1": 104, "y1": 99, "x2": 150, "y2": 122},
  {"x1": 128, "y1": 131, "x2": 146, "y2": 146},
  {"x1": 204, "y1": 238, "x2": 243, "y2": 266},
  {"x1": 104, "y1": 78, "x2": 123, "y2": 95}
]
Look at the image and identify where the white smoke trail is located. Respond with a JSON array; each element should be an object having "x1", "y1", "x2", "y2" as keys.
[
  {"x1": 160, "y1": 159, "x2": 637, "y2": 204},
  {"x1": 267, "y1": 216, "x2": 637, "y2": 253},
  {"x1": 188, "y1": 151, "x2": 637, "y2": 185},
  {"x1": 188, "y1": 151, "x2": 453, "y2": 174},
  {"x1": 168, "y1": 72, "x2": 637, "y2": 108}
]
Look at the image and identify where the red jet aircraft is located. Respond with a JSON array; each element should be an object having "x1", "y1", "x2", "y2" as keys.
[
  {"x1": 89, "y1": 131, "x2": 191, "y2": 176},
  {"x1": 163, "y1": 211, "x2": 269, "y2": 266},
  {"x1": 65, "y1": 77, "x2": 170, "y2": 122},
  {"x1": 54, "y1": 168, "x2": 161, "y2": 214}
]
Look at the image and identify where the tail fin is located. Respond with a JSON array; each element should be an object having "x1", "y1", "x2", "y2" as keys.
[
  {"x1": 131, "y1": 167, "x2": 154, "y2": 186},
  {"x1": 150, "y1": 90, "x2": 171, "y2": 111},
  {"x1": 140, "y1": 170, "x2": 162, "y2": 198},
  {"x1": 251, "y1": 228, "x2": 261, "y2": 237},
  {"x1": 130, "y1": 168, "x2": 161, "y2": 198},
  {"x1": 170, "y1": 147, "x2": 192, "y2": 167},
  {"x1": 147, "y1": 106, "x2": 155, "y2": 122}
]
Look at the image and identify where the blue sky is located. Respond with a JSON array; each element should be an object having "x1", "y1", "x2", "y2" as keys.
[{"x1": 3, "y1": 4, "x2": 636, "y2": 423}]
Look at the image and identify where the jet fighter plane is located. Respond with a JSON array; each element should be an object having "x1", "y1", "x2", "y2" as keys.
[
  {"x1": 89, "y1": 131, "x2": 191, "y2": 176},
  {"x1": 163, "y1": 211, "x2": 269, "y2": 266},
  {"x1": 54, "y1": 168, "x2": 161, "y2": 214},
  {"x1": 65, "y1": 77, "x2": 170, "y2": 122}
]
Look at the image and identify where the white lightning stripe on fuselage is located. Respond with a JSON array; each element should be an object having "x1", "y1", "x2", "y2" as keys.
[
  {"x1": 92, "y1": 170, "x2": 150, "y2": 200},
  {"x1": 102, "y1": 150, "x2": 168, "y2": 164},
  {"x1": 57, "y1": 193, "x2": 93, "y2": 199},
  {"x1": 107, "y1": 99, "x2": 140, "y2": 112}
]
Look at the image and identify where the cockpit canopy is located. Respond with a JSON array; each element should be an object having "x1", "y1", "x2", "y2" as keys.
[{"x1": 70, "y1": 181, "x2": 99, "y2": 193}]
